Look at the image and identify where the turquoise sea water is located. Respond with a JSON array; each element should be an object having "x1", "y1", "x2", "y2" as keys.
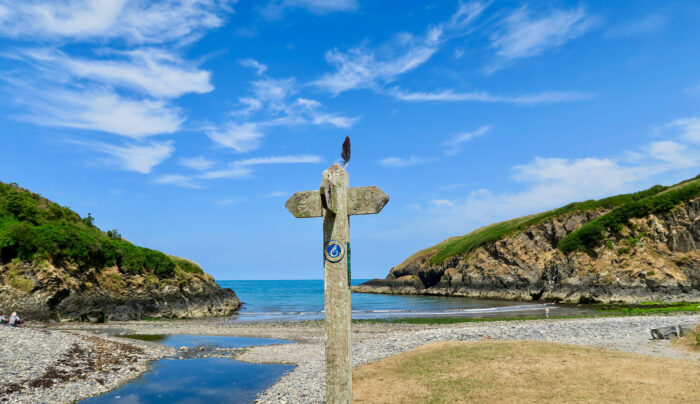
[{"x1": 218, "y1": 279, "x2": 589, "y2": 321}]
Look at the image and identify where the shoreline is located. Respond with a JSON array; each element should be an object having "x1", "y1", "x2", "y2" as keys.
[
  {"x1": 0, "y1": 326, "x2": 174, "y2": 404},
  {"x1": 351, "y1": 281, "x2": 700, "y2": 305},
  {"x1": 2, "y1": 313, "x2": 698, "y2": 403}
]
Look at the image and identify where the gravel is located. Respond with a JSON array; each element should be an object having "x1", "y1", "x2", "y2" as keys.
[
  {"x1": 0, "y1": 326, "x2": 173, "y2": 404},
  {"x1": 5, "y1": 315, "x2": 698, "y2": 403},
  {"x1": 243, "y1": 315, "x2": 700, "y2": 403},
  {"x1": 60, "y1": 314, "x2": 700, "y2": 404}
]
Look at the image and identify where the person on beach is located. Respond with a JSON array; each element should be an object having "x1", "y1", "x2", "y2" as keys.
[
  {"x1": 9, "y1": 312, "x2": 24, "y2": 327},
  {"x1": 545, "y1": 307, "x2": 550, "y2": 319},
  {"x1": 0, "y1": 311, "x2": 6, "y2": 325}
]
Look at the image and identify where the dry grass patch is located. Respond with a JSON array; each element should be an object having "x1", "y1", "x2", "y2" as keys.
[
  {"x1": 672, "y1": 324, "x2": 700, "y2": 353},
  {"x1": 353, "y1": 340, "x2": 700, "y2": 404}
]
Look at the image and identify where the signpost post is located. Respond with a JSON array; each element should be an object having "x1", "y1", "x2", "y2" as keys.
[{"x1": 286, "y1": 162, "x2": 389, "y2": 403}]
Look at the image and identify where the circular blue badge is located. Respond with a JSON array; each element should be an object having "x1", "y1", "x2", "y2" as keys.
[{"x1": 325, "y1": 240, "x2": 345, "y2": 262}]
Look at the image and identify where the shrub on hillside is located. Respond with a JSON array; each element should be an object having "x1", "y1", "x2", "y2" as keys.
[
  {"x1": 0, "y1": 182, "x2": 178, "y2": 277},
  {"x1": 559, "y1": 182, "x2": 700, "y2": 254}
]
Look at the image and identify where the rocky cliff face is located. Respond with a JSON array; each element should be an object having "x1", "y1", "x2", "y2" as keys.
[
  {"x1": 0, "y1": 259, "x2": 240, "y2": 322},
  {"x1": 354, "y1": 199, "x2": 700, "y2": 303}
]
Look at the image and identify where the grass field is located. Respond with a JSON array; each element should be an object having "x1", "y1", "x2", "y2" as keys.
[{"x1": 353, "y1": 340, "x2": 700, "y2": 403}]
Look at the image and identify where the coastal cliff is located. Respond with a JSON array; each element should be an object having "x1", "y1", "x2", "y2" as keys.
[
  {"x1": 354, "y1": 177, "x2": 700, "y2": 303},
  {"x1": 0, "y1": 181, "x2": 240, "y2": 321}
]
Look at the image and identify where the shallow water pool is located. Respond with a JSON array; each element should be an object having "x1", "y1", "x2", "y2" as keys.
[{"x1": 80, "y1": 335, "x2": 294, "y2": 404}]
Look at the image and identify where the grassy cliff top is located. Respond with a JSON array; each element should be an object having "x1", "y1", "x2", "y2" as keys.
[
  {"x1": 0, "y1": 181, "x2": 203, "y2": 277},
  {"x1": 422, "y1": 174, "x2": 700, "y2": 265}
]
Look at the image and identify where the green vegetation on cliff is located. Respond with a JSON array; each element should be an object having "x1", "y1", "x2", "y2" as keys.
[
  {"x1": 427, "y1": 175, "x2": 700, "y2": 265},
  {"x1": 428, "y1": 183, "x2": 670, "y2": 264},
  {"x1": 0, "y1": 181, "x2": 203, "y2": 276},
  {"x1": 558, "y1": 178, "x2": 700, "y2": 254}
]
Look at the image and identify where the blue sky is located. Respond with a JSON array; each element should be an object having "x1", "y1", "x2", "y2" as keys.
[{"x1": 1, "y1": 0, "x2": 699, "y2": 280}]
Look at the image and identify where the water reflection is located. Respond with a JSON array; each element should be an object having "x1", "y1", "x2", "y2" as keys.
[{"x1": 81, "y1": 335, "x2": 294, "y2": 404}]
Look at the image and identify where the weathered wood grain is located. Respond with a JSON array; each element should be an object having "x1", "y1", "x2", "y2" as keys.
[
  {"x1": 285, "y1": 190, "x2": 322, "y2": 218},
  {"x1": 348, "y1": 186, "x2": 389, "y2": 215},
  {"x1": 285, "y1": 162, "x2": 389, "y2": 404},
  {"x1": 321, "y1": 163, "x2": 352, "y2": 403},
  {"x1": 286, "y1": 186, "x2": 388, "y2": 218}
]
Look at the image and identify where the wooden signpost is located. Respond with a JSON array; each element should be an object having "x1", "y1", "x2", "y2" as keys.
[{"x1": 286, "y1": 162, "x2": 389, "y2": 403}]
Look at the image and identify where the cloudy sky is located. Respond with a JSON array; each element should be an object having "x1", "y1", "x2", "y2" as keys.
[{"x1": 1, "y1": 0, "x2": 699, "y2": 279}]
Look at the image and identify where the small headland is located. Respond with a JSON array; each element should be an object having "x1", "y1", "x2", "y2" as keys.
[
  {"x1": 0, "y1": 181, "x2": 241, "y2": 322},
  {"x1": 355, "y1": 176, "x2": 700, "y2": 305}
]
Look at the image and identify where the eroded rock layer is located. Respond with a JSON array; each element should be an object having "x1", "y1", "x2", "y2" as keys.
[
  {"x1": 354, "y1": 199, "x2": 700, "y2": 303},
  {"x1": 0, "y1": 260, "x2": 240, "y2": 321}
]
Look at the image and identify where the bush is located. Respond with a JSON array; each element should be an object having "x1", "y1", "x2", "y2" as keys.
[
  {"x1": 173, "y1": 257, "x2": 204, "y2": 274},
  {"x1": 0, "y1": 222, "x2": 38, "y2": 262},
  {"x1": 0, "y1": 181, "x2": 180, "y2": 278},
  {"x1": 106, "y1": 229, "x2": 122, "y2": 240},
  {"x1": 3, "y1": 192, "x2": 40, "y2": 225},
  {"x1": 111, "y1": 240, "x2": 174, "y2": 276},
  {"x1": 82, "y1": 212, "x2": 95, "y2": 227},
  {"x1": 559, "y1": 182, "x2": 700, "y2": 254}
]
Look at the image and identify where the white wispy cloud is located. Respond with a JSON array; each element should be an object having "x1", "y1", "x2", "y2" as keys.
[
  {"x1": 180, "y1": 156, "x2": 215, "y2": 171},
  {"x1": 430, "y1": 199, "x2": 455, "y2": 208},
  {"x1": 212, "y1": 71, "x2": 356, "y2": 152},
  {"x1": 240, "y1": 58, "x2": 268, "y2": 76},
  {"x1": 444, "y1": 125, "x2": 492, "y2": 146},
  {"x1": 661, "y1": 117, "x2": 700, "y2": 145},
  {"x1": 22, "y1": 47, "x2": 213, "y2": 98},
  {"x1": 0, "y1": 0, "x2": 234, "y2": 177},
  {"x1": 390, "y1": 89, "x2": 594, "y2": 104},
  {"x1": 155, "y1": 174, "x2": 204, "y2": 188},
  {"x1": 157, "y1": 154, "x2": 322, "y2": 187},
  {"x1": 443, "y1": 125, "x2": 491, "y2": 156},
  {"x1": 646, "y1": 140, "x2": 699, "y2": 168},
  {"x1": 409, "y1": 122, "x2": 700, "y2": 236},
  {"x1": 264, "y1": 191, "x2": 288, "y2": 198},
  {"x1": 215, "y1": 197, "x2": 246, "y2": 206},
  {"x1": 0, "y1": 0, "x2": 234, "y2": 44},
  {"x1": 312, "y1": 1, "x2": 488, "y2": 95},
  {"x1": 81, "y1": 140, "x2": 175, "y2": 174},
  {"x1": 490, "y1": 5, "x2": 597, "y2": 65},
  {"x1": 380, "y1": 156, "x2": 434, "y2": 167},
  {"x1": 207, "y1": 123, "x2": 265, "y2": 153},
  {"x1": 17, "y1": 85, "x2": 183, "y2": 138},
  {"x1": 234, "y1": 154, "x2": 322, "y2": 166},
  {"x1": 606, "y1": 14, "x2": 667, "y2": 38},
  {"x1": 261, "y1": 0, "x2": 358, "y2": 20},
  {"x1": 381, "y1": 126, "x2": 491, "y2": 166},
  {"x1": 199, "y1": 166, "x2": 253, "y2": 180}
]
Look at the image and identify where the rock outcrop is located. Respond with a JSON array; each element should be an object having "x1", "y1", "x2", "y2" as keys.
[
  {"x1": 354, "y1": 199, "x2": 700, "y2": 304},
  {"x1": 0, "y1": 258, "x2": 240, "y2": 321},
  {"x1": 0, "y1": 181, "x2": 240, "y2": 322}
]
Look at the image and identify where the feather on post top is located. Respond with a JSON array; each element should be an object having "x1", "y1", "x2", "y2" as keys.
[{"x1": 341, "y1": 136, "x2": 351, "y2": 167}]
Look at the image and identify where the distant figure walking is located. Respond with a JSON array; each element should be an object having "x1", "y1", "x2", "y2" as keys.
[
  {"x1": 545, "y1": 307, "x2": 550, "y2": 319},
  {"x1": 9, "y1": 312, "x2": 24, "y2": 327}
]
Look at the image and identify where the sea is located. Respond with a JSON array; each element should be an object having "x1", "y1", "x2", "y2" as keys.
[{"x1": 217, "y1": 279, "x2": 592, "y2": 321}]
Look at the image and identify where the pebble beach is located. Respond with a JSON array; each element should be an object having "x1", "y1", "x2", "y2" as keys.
[
  {"x1": 0, "y1": 326, "x2": 174, "y2": 404},
  {"x1": 1, "y1": 314, "x2": 697, "y2": 403}
]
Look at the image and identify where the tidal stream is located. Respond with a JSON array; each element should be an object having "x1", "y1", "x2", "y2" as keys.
[{"x1": 81, "y1": 335, "x2": 294, "y2": 404}]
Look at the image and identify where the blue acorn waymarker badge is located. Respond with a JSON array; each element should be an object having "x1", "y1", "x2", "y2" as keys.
[{"x1": 325, "y1": 240, "x2": 346, "y2": 263}]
